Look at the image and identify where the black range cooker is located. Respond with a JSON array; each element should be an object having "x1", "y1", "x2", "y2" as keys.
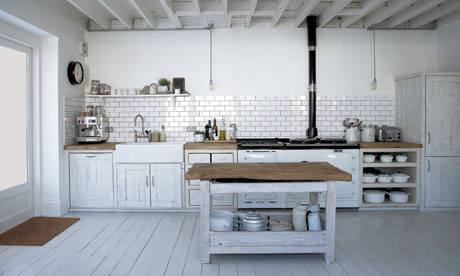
[{"x1": 237, "y1": 138, "x2": 359, "y2": 150}]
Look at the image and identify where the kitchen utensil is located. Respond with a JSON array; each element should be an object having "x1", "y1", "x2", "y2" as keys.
[
  {"x1": 391, "y1": 172, "x2": 410, "y2": 183},
  {"x1": 361, "y1": 125, "x2": 376, "y2": 142},
  {"x1": 363, "y1": 189, "x2": 386, "y2": 203},
  {"x1": 210, "y1": 211, "x2": 234, "y2": 231},
  {"x1": 363, "y1": 154, "x2": 376, "y2": 163},
  {"x1": 345, "y1": 127, "x2": 359, "y2": 143},
  {"x1": 343, "y1": 118, "x2": 360, "y2": 127},
  {"x1": 377, "y1": 173, "x2": 393, "y2": 183},
  {"x1": 229, "y1": 124, "x2": 238, "y2": 140},
  {"x1": 241, "y1": 212, "x2": 267, "y2": 231},
  {"x1": 380, "y1": 154, "x2": 394, "y2": 163},
  {"x1": 395, "y1": 154, "x2": 408, "y2": 163},
  {"x1": 292, "y1": 203, "x2": 308, "y2": 231},
  {"x1": 268, "y1": 219, "x2": 292, "y2": 231},
  {"x1": 375, "y1": 126, "x2": 401, "y2": 142},
  {"x1": 148, "y1": 131, "x2": 160, "y2": 142},
  {"x1": 99, "y1": 83, "x2": 111, "y2": 95},
  {"x1": 387, "y1": 190, "x2": 410, "y2": 203},
  {"x1": 363, "y1": 173, "x2": 378, "y2": 183},
  {"x1": 149, "y1": 83, "x2": 157, "y2": 95}
]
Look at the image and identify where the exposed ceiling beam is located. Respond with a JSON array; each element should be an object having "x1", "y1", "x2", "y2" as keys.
[
  {"x1": 340, "y1": 0, "x2": 385, "y2": 28},
  {"x1": 386, "y1": 0, "x2": 444, "y2": 28},
  {"x1": 409, "y1": 0, "x2": 460, "y2": 28},
  {"x1": 222, "y1": 0, "x2": 228, "y2": 14},
  {"x1": 159, "y1": 0, "x2": 182, "y2": 28},
  {"x1": 67, "y1": 0, "x2": 111, "y2": 29},
  {"x1": 294, "y1": 0, "x2": 321, "y2": 27},
  {"x1": 245, "y1": 0, "x2": 258, "y2": 28},
  {"x1": 270, "y1": 0, "x2": 290, "y2": 27},
  {"x1": 363, "y1": 0, "x2": 417, "y2": 28},
  {"x1": 319, "y1": 0, "x2": 353, "y2": 27},
  {"x1": 129, "y1": 0, "x2": 155, "y2": 28},
  {"x1": 436, "y1": 9, "x2": 460, "y2": 28},
  {"x1": 98, "y1": 0, "x2": 133, "y2": 29},
  {"x1": 192, "y1": 0, "x2": 201, "y2": 15}
]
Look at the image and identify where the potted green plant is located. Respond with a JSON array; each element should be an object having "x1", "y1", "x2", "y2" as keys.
[
  {"x1": 194, "y1": 130, "x2": 205, "y2": 143},
  {"x1": 158, "y1": 78, "x2": 171, "y2": 92}
]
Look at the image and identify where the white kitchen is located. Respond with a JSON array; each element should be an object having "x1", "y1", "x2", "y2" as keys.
[{"x1": 0, "y1": 0, "x2": 460, "y2": 275}]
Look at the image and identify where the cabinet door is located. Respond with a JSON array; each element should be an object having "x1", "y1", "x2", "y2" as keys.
[
  {"x1": 117, "y1": 163, "x2": 150, "y2": 208},
  {"x1": 151, "y1": 163, "x2": 182, "y2": 208},
  {"x1": 426, "y1": 76, "x2": 460, "y2": 156},
  {"x1": 70, "y1": 153, "x2": 114, "y2": 208},
  {"x1": 323, "y1": 152, "x2": 357, "y2": 201},
  {"x1": 425, "y1": 157, "x2": 460, "y2": 208},
  {"x1": 211, "y1": 153, "x2": 233, "y2": 163}
]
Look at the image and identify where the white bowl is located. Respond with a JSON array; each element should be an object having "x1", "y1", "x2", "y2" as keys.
[
  {"x1": 380, "y1": 155, "x2": 394, "y2": 163},
  {"x1": 388, "y1": 191, "x2": 410, "y2": 203},
  {"x1": 363, "y1": 173, "x2": 378, "y2": 183},
  {"x1": 377, "y1": 173, "x2": 393, "y2": 183},
  {"x1": 210, "y1": 211, "x2": 234, "y2": 231},
  {"x1": 363, "y1": 189, "x2": 386, "y2": 203},
  {"x1": 392, "y1": 172, "x2": 410, "y2": 183},
  {"x1": 395, "y1": 155, "x2": 408, "y2": 163},
  {"x1": 363, "y1": 154, "x2": 376, "y2": 163}
]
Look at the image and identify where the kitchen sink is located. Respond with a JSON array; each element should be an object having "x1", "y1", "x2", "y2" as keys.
[{"x1": 116, "y1": 142, "x2": 184, "y2": 163}]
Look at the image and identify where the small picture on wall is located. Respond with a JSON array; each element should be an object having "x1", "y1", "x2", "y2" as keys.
[{"x1": 172, "y1": 78, "x2": 185, "y2": 94}]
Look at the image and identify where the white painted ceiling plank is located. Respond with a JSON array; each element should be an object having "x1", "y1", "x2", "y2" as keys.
[
  {"x1": 319, "y1": 0, "x2": 353, "y2": 27},
  {"x1": 363, "y1": 0, "x2": 418, "y2": 28},
  {"x1": 409, "y1": 0, "x2": 460, "y2": 28},
  {"x1": 436, "y1": 9, "x2": 460, "y2": 28},
  {"x1": 192, "y1": 0, "x2": 201, "y2": 15},
  {"x1": 386, "y1": 0, "x2": 444, "y2": 28},
  {"x1": 340, "y1": 0, "x2": 385, "y2": 28},
  {"x1": 222, "y1": 0, "x2": 228, "y2": 14},
  {"x1": 270, "y1": 0, "x2": 290, "y2": 27},
  {"x1": 67, "y1": 0, "x2": 111, "y2": 29},
  {"x1": 98, "y1": 0, "x2": 133, "y2": 29},
  {"x1": 129, "y1": 0, "x2": 155, "y2": 28},
  {"x1": 159, "y1": 0, "x2": 182, "y2": 28},
  {"x1": 294, "y1": 0, "x2": 321, "y2": 27},
  {"x1": 245, "y1": 0, "x2": 258, "y2": 28}
]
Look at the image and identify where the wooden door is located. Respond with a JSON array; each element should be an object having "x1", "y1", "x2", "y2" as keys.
[
  {"x1": 426, "y1": 76, "x2": 460, "y2": 156},
  {"x1": 150, "y1": 163, "x2": 182, "y2": 208},
  {"x1": 117, "y1": 163, "x2": 150, "y2": 208},
  {"x1": 425, "y1": 157, "x2": 460, "y2": 208},
  {"x1": 70, "y1": 153, "x2": 114, "y2": 208}
]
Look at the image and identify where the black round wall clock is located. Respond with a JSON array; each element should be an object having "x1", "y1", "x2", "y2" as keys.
[{"x1": 67, "y1": 61, "x2": 84, "y2": 85}]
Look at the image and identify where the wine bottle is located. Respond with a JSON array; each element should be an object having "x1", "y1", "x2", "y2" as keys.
[
  {"x1": 205, "y1": 120, "x2": 210, "y2": 140},
  {"x1": 213, "y1": 118, "x2": 218, "y2": 138}
]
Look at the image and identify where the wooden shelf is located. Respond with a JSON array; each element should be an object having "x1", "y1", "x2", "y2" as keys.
[
  {"x1": 85, "y1": 93, "x2": 190, "y2": 98},
  {"x1": 362, "y1": 162, "x2": 418, "y2": 168},
  {"x1": 361, "y1": 198, "x2": 418, "y2": 208},
  {"x1": 362, "y1": 182, "x2": 417, "y2": 188}
]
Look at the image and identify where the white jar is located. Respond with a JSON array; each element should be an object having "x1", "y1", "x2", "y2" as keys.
[
  {"x1": 292, "y1": 203, "x2": 308, "y2": 231},
  {"x1": 361, "y1": 125, "x2": 375, "y2": 142}
]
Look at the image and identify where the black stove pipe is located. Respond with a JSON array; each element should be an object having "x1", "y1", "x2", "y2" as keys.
[{"x1": 306, "y1": 16, "x2": 318, "y2": 138}]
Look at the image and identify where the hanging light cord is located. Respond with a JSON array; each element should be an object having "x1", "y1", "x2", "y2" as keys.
[
  {"x1": 372, "y1": 24, "x2": 377, "y2": 88},
  {"x1": 209, "y1": 24, "x2": 213, "y2": 89}
]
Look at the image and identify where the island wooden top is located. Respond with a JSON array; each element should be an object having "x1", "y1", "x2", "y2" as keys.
[
  {"x1": 184, "y1": 141, "x2": 237, "y2": 150},
  {"x1": 186, "y1": 162, "x2": 352, "y2": 182},
  {"x1": 64, "y1": 142, "x2": 122, "y2": 151},
  {"x1": 358, "y1": 142, "x2": 422, "y2": 148}
]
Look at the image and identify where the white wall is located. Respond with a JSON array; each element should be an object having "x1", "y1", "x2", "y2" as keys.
[
  {"x1": 0, "y1": 0, "x2": 86, "y2": 217},
  {"x1": 86, "y1": 27, "x2": 438, "y2": 96},
  {"x1": 437, "y1": 20, "x2": 460, "y2": 71}
]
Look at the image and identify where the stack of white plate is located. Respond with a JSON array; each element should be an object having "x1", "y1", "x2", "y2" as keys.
[{"x1": 268, "y1": 219, "x2": 292, "y2": 231}]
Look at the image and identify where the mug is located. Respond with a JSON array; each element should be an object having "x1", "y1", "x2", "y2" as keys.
[{"x1": 175, "y1": 88, "x2": 181, "y2": 95}]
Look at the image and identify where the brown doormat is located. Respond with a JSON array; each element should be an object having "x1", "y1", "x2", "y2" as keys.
[{"x1": 0, "y1": 217, "x2": 80, "y2": 246}]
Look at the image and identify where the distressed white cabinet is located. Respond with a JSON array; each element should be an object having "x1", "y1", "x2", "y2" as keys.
[
  {"x1": 425, "y1": 157, "x2": 460, "y2": 208},
  {"x1": 117, "y1": 163, "x2": 182, "y2": 209},
  {"x1": 323, "y1": 152, "x2": 356, "y2": 202},
  {"x1": 117, "y1": 163, "x2": 150, "y2": 208},
  {"x1": 70, "y1": 153, "x2": 114, "y2": 209},
  {"x1": 425, "y1": 76, "x2": 460, "y2": 156},
  {"x1": 150, "y1": 163, "x2": 182, "y2": 208}
]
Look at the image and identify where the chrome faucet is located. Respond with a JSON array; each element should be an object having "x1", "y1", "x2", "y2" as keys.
[{"x1": 134, "y1": 114, "x2": 147, "y2": 142}]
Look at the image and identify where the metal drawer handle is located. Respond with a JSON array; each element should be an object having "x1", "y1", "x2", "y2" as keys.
[
  {"x1": 428, "y1": 160, "x2": 431, "y2": 172},
  {"x1": 85, "y1": 155, "x2": 97, "y2": 158},
  {"x1": 428, "y1": 132, "x2": 431, "y2": 144},
  {"x1": 146, "y1": 176, "x2": 148, "y2": 187},
  {"x1": 151, "y1": 175, "x2": 155, "y2": 187}
]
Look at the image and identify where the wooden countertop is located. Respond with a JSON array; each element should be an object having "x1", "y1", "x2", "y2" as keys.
[
  {"x1": 358, "y1": 142, "x2": 422, "y2": 148},
  {"x1": 184, "y1": 141, "x2": 237, "y2": 150},
  {"x1": 186, "y1": 162, "x2": 351, "y2": 182},
  {"x1": 64, "y1": 142, "x2": 122, "y2": 151}
]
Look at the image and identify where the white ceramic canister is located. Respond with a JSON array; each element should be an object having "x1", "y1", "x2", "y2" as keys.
[
  {"x1": 361, "y1": 125, "x2": 375, "y2": 142},
  {"x1": 307, "y1": 212, "x2": 322, "y2": 231},
  {"x1": 292, "y1": 203, "x2": 308, "y2": 231},
  {"x1": 345, "y1": 127, "x2": 360, "y2": 143}
]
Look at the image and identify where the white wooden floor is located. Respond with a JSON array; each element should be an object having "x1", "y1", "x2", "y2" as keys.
[{"x1": 1, "y1": 211, "x2": 460, "y2": 276}]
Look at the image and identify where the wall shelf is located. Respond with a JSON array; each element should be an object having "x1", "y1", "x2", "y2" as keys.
[
  {"x1": 362, "y1": 182, "x2": 417, "y2": 188},
  {"x1": 362, "y1": 162, "x2": 418, "y2": 168},
  {"x1": 85, "y1": 93, "x2": 190, "y2": 98}
]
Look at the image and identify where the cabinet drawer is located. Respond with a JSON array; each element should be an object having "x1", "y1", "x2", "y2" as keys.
[
  {"x1": 188, "y1": 154, "x2": 211, "y2": 164},
  {"x1": 211, "y1": 153, "x2": 233, "y2": 163},
  {"x1": 286, "y1": 192, "x2": 309, "y2": 201},
  {"x1": 189, "y1": 189, "x2": 233, "y2": 206}
]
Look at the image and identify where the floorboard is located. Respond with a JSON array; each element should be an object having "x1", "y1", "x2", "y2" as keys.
[{"x1": 0, "y1": 210, "x2": 459, "y2": 276}]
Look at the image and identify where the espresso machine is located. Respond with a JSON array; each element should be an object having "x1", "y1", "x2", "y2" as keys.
[{"x1": 76, "y1": 105, "x2": 110, "y2": 143}]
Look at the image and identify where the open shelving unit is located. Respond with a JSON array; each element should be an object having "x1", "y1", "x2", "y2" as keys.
[
  {"x1": 359, "y1": 147, "x2": 421, "y2": 209},
  {"x1": 85, "y1": 93, "x2": 190, "y2": 98}
]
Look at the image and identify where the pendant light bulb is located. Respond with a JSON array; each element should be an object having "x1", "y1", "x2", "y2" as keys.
[{"x1": 209, "y1": 79, "x2": 214, "y2": 91}]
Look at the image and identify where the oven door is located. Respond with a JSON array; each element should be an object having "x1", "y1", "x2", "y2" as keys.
[{"x1": 238, "y1": 150, "x2": 277, "y2": 163}]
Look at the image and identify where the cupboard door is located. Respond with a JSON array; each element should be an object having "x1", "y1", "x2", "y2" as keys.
[
  {"x1": 211, "y1": 153, "x2": 233, "y2": 163},
  {"x1": 425, "y1": 157, "x2": 460, "y2": 208},
  {"x1": 426, "y1": 76, "x2": 460, "y2": 156},
  {"x1": 70, "y1": 153, "x2": 114, "y2": 208},
  {"x1": 150, "y1": 163, "x2": 182, "y2": 208},
  {"x1": 323, "y1": 152, "x2": 357, "y2": 201},
  {"x1": 117, "y1": 163, "x2": 150, "y2": 208}
]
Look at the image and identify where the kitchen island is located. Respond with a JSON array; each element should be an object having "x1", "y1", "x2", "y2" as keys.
[{"x1": 186, "y1": 162, "x2": 351, "y2": 264}]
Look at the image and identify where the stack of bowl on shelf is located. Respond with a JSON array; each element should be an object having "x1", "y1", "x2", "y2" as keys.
[{"x1": 210, "y1": 210, "x2": 292, "y2": 232}]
